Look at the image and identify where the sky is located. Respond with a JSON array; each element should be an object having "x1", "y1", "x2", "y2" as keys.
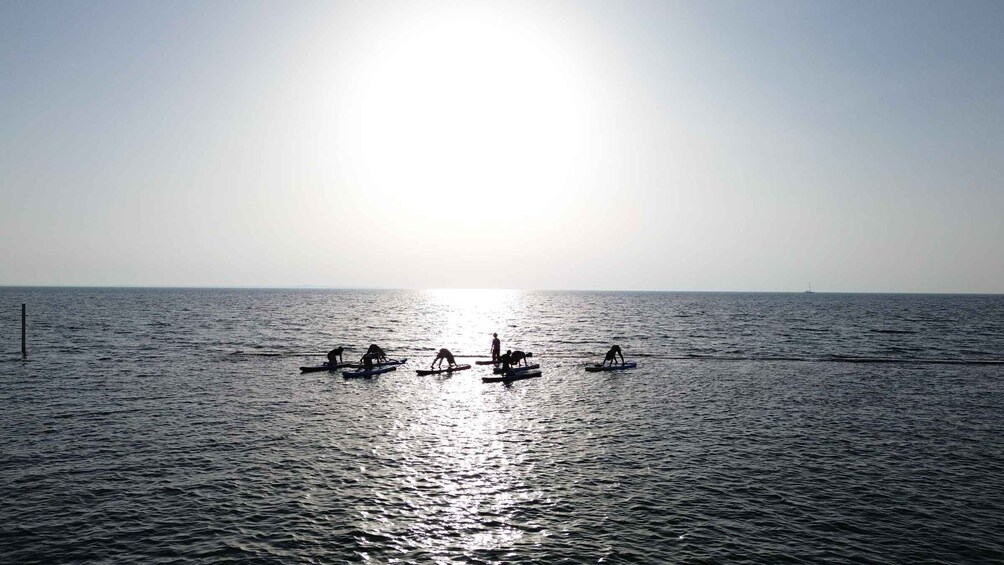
[{"x1": 1, "y1": 0, "x2": 1002, "y2": 292}]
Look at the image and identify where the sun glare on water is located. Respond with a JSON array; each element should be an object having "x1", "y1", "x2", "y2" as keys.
[
  {"x1": 426, "y1": 287, "x2": 516, "y2": 308},
  {"x1": 422, "y1": 288, "x2": 519, "y2": 356},
  {"x1": 387, "y1": 288, "x2": 539, "y2": 551}
]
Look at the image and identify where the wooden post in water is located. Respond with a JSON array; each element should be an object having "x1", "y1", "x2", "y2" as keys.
[{"x1": 21, "y1": 303, "x2": 27, "y2": 359}]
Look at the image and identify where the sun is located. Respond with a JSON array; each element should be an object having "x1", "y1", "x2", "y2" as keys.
[{"x1": 334, "y1": 4, "x2": 596, "y2": 222}]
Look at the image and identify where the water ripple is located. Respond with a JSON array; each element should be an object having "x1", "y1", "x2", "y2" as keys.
[{"x1": 1, "y1": 289, "x2": 1003, "y2": 562}]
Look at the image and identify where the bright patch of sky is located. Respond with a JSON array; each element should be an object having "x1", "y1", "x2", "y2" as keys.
[{"x1": 2, "y1": 0, "x2": 1002, "y2": 291}]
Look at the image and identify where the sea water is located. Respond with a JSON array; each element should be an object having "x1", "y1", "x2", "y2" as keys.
[{"x1": 1, "y1": 288, "x2": 1002, "y2": 562}]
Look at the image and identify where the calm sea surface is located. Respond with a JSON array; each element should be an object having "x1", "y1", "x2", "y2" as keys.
[{"x1": 1, "y1": 288, "x2": 1003, "y2": 563}]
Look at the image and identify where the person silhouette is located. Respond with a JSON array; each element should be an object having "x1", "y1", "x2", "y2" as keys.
[
  {"x1": 490, "y1": 333, "x2": 501, "y2": 363},
  {"x1": 360, "y1": 352, "x2": 376, "y2": 372},
  {"x1": 364, "y1": 344, "x2": 387, "y2": 362},
  {"x1": 432, "y1": 348, "x2": 458, "y2": 369},
  {"x1": 602, "y1": 345, "x2": 624, "y2": 366},
  {"x1": 327, "y1": 347, "x2": 344, "y2": 366},
  {"x1": 510, "y1": 350, "x2": 531, "y2": 366},
  {"x1": 500, "y1": 350, "x2": 513, "y2": 374}
]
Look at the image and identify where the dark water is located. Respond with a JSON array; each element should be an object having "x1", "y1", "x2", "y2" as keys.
[{"x1": 1, "y1": 288, "x2": 1003, "y2": 563}]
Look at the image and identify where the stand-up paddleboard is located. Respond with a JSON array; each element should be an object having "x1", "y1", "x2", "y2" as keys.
[
  {"x1": 492, "y1": 363, "x2": 539, "y2": 374},
  {"x1": 347, "y1": 358, "x2": 408, "y2": 369},
  {"x1": 585, "y1": 362, "x2": 637, "y2": 372},
  {"x1": 482, "y1": 370, "x2": 542, "y2": 383},
  {"x1": 416, "y1": 364, "x2": 472, "y2": 376},
  {"x1": 343, "y1": 366, "x2": 397, "y2": 379},
  {"x1": 477, "y1": 352, "x2": 532, "y2": 365},
  {"x1": 300, "y1": 362, "x2": 354, "y2": 373}
]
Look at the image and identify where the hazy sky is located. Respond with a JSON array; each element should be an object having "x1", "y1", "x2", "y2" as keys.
[{"x1": 2, "y1": 0, "x2": 1002, "y2": 292}]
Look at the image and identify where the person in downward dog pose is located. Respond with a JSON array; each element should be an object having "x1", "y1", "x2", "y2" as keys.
[
  {"x1": 364, "y1": 344, "x2": 387, "y2": 363},
  {"x1": 431, "y1": 348, "x2": 459, "y2": 369},
  {"x1": 602, "y1": 345, "x2": 624, "y2": 367}
]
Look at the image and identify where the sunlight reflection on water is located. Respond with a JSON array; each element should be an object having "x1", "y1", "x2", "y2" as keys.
[
  {"x1": 420, "y1": 289, "x2": 520, "y2": 361},
  {"x1": 372, "y1": 353, "x2": 544, "y2": 556}
]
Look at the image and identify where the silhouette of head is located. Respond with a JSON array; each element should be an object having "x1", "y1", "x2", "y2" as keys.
[{"x1": 493, "y1": 333, "x2": 497, "y2": 338}]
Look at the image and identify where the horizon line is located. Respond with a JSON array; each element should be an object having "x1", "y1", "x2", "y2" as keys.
[{"x1": 0, "y1": 285, "x2": 1002, "y2": 296}]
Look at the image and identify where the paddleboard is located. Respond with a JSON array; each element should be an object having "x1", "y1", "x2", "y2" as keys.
[
  {"x1": 585, "y1": 362, "x2": 637, "y2": 372},
  {"x1": 478, "y1": 352, "x2": 532, "y2": 364},
  {"x1": 347, "y1": 358, "x2": 408, "y2": 369},
  {"x1": 492, "y1": 363, "x2": 540, "y2": 374},
  {"x1": 482, "y1": 370, "x2": 542, "y2": 383},
  {"x1": 416, "y1": 364, "x2": 472, "y2": 376},
  {"x1": 300, "y1": 362, "x2": 354, "y2": 373},
  {"x1": 343, "y1": 366, "x2": 397, "y2": 379}
]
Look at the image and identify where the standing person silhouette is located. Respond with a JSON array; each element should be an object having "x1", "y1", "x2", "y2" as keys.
[{"x1": 490, "y1": 333, "x2": 501, "y2": 364}]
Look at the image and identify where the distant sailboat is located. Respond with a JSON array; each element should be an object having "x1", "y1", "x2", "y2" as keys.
[{"x1": 805, "y1": 282, "x2": 814, "y2": 294}]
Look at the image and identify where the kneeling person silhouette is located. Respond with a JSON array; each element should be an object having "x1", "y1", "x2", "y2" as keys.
[
  {"x1": 510, "y1": 350, "x2": 531, "y2": 366},
  {"x1": 360, "y1": 352, "x2": 376, "y2": 372},
  {"x1": 327, "y1": 347, "x2": 344, "y2": 366}
]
